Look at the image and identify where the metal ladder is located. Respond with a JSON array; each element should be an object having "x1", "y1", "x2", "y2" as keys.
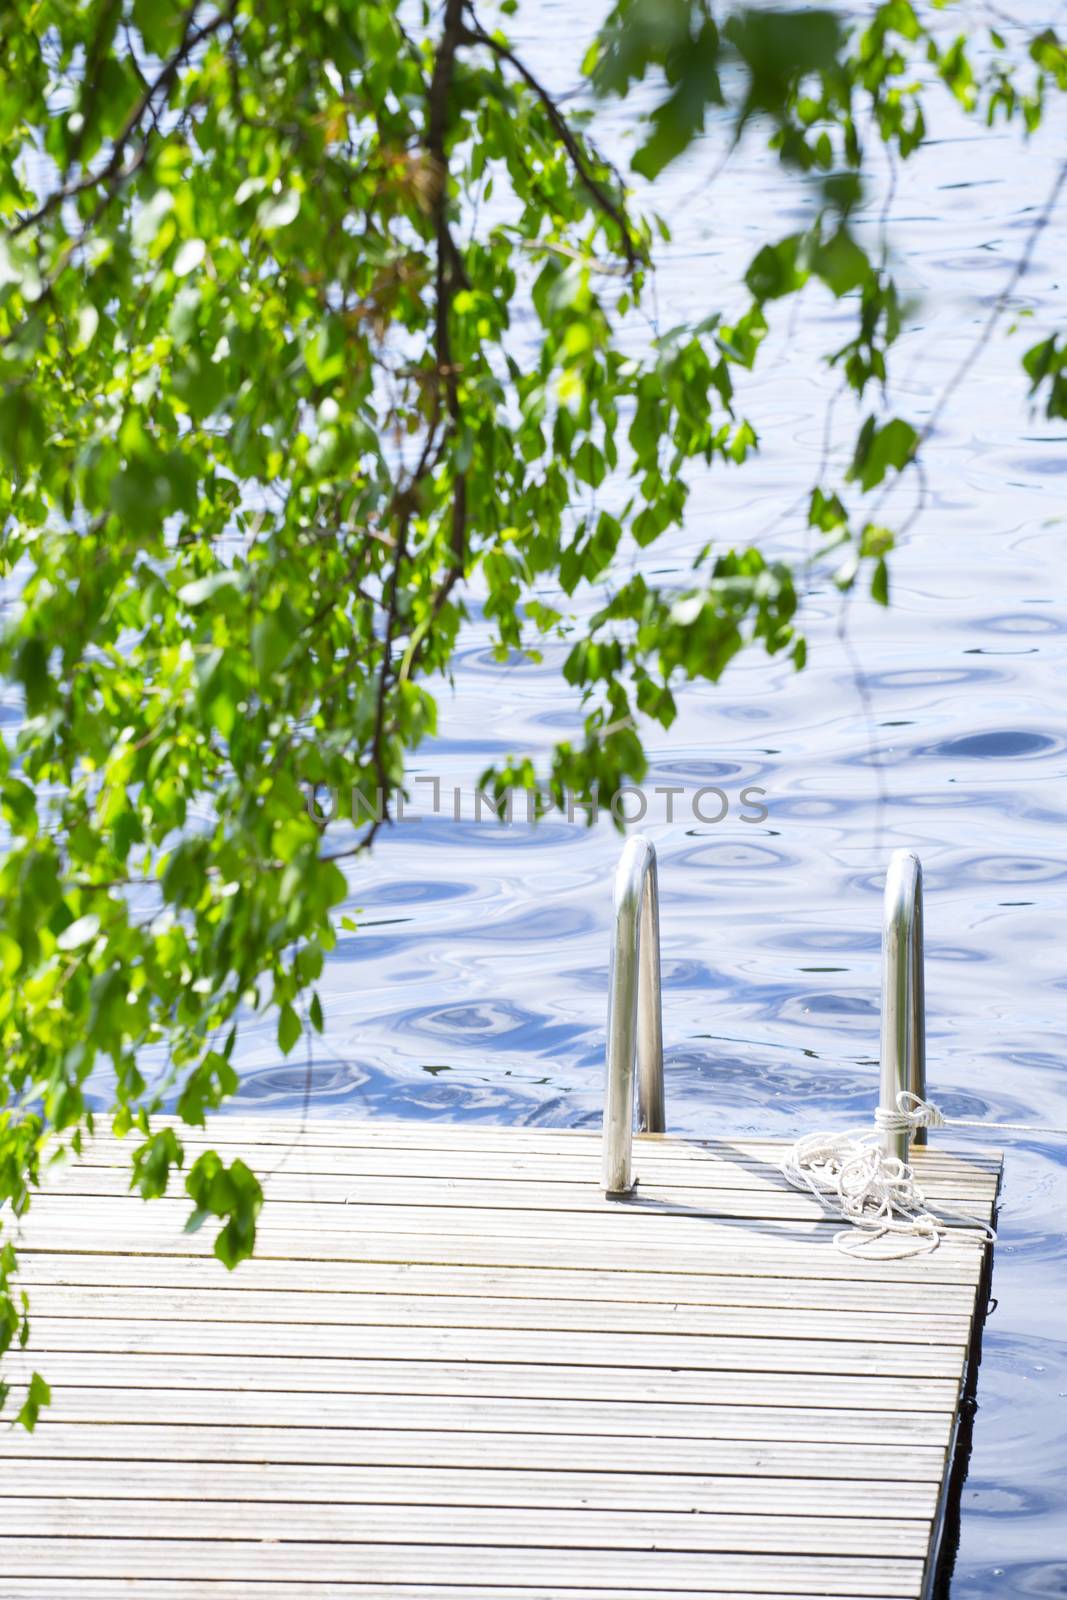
[{"x1": 602, "y1": 838, "x2": 928, "y2": 1194}]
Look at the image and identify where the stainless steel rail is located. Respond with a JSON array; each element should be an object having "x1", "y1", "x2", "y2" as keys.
[
  {"x1": 602, "y1": 836, "x2": 665, "y2": 1194},
  {"x1": 601, "y1": 838, "x2": 926, "y2": 1186},
  {"x1": 879, "y1": 847, "x2": 927, "y2": 1162}
]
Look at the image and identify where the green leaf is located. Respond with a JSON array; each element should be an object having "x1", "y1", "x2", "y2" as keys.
[
  {"x1": 860, "y1": 523, "x2": 895, "y2": 558},
  {"x1": 252, "y1": 612, "x2": 294, "y2": 677},
  {"x1": 1023, "y1": 335, "x2": 1067, "y2": 417},
  {"x1": 131, "y1": 1128, "x2": 184, "y2": 1199},
  {"x1": 178, "y1": 571, "x2": 240, "y2": 606},
  {"x1": 848, "y1": 416, "x2": 919, "y2": 491},
  {"x1": 132, "y1": 189, "x2": 174, "y2": 252},
  {"x1": 0, "y1": 392, "x2": 45, "y2": 475},
  {"x1": 173, "y1": 239, "x2": 206, "y2": 278},
  {"x1": 745, "y1": 236, "x2": 806, "y2": 302},
  {"x1": 56, "y1": 914, "x2": 101, "y2": 953},
  {"x1": 871, "y1": 556, "x2": 890, "y2": 605},
  {"x1": 813, "y1": 231, "x2": 870, "y2": 298},
  {"x1": 0, "y1": 933, "x2": 20, "y2": 979},
  {"x1": 185, "y1": 1153, "x2": 263, "y2": 1270},
  {"x1": 258, "y1": 190, "x2": 301, "y2": 231},
  {"x1": 277, "y1": 1002, "x2": 301, "y2": 1055},
  {"x1": 573, "y1": 439, "x2": 606, "y2": 487},
  {"x1": 309, "y1": 992, "x2": 324, "y2": 1033},
  {"x1": 16, "y1": 1373, "x2": 50, "y2": 1430},
  {"x1": 134, "y1": 0, "x2": 186, "y2": 55},
  {"x1": 171, "y1": 351, "x2": 228, "y2": 420}
]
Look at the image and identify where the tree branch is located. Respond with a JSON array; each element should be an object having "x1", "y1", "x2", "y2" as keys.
[
  {"x1": 428, "y1": 0, "x2": 467, "y2": 504},
  {"x1": 14, "y1": 3, "x2": 231, "y2": 237},
  {"x1": 461, "y1": 8, "x2": 642, "y2": 276}
]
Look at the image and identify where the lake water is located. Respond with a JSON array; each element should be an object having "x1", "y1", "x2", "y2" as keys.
[{"x1": 195, "y1": 4, "x2": 1067, "y2": 1591}]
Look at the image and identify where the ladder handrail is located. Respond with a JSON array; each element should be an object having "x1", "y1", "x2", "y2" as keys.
[
  {"x1": 601, "y1": 839, "x2": 926, "y2": 1185},
  {"x1": 602, "y1": 835, "x2": 665, "y2": 1194},
  {"x1": 879, "y1": 848, "x2": 927, "y2": 1162}
]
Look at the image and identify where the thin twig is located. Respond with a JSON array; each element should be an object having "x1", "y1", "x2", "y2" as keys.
[
  {"x1": 519, "y1": 237, "x2": 629, "y2": 276},
  {"x1": 879, "y1": 154, "x2": 1067, "y2": 538},
  {"x1": 836, "y1": 589, "x2": 888, "y2": 867},
  {"x1": 14, "y1": 4, "x2": 229, "y2": 236},
  {"x1": 917, "y1": 158, "x2": 1067, "y2": 456},
  {"x1": 461, "y1": 9, "x2": 641, "y2": 275}
]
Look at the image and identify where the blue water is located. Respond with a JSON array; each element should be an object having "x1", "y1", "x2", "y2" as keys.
[{"x1": 91, "y1": 2, "x2": 1067, "y2": 1589}]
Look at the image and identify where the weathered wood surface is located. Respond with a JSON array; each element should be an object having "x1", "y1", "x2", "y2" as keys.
[{"x1": 1, "y1": 1119, "x2": 1001, "y2": 1598}]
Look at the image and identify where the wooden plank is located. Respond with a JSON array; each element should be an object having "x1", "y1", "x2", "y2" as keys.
[
  {"x1": 0, "y1": 1586, "x2": 919, "y2": 1600},
  {"x1": 170, "y1": 1130, "x2": 995, "y2": 1183},
  {"x1": 9, "y1": 1230, "x2": 993, "y2": 1284},
  {"x1": 0, "y1": 1462, "x2": 940, "y2": 1517},
  {"x1": 11, "y1": 1252, "x2": 982, "y2": 1312},
  {"x1": 8, "y1": 1388, "x2": 956, "y2": 1445},
  {"x1": 0, "y1": 1500, "x2": 933, "y2": 1557},
  {"x1": 18, "y1": 1318, "x2": 967, "y2": 1377},
  {"x1": 54, "y1": 1152, "x2": 998, "y2": 1203},
  {"x1": 16, "y1": 1193, "x2": 996, "y2": 1241},
  {"x1": 56, "y1": 1151, "x2": 997, "y2": 1202},
  {"x1": 10, "y1": 1210, "x2": 994, "y2": 1283},
  {"x1": 0, "y1": 1352, "x2": 962, "y2": 1410},
  {"x1": 63, "y1": 1131, "x2": 997, "y2": 1197},
  {"x1": 0, "y1": 1542, "x2": 925, "y2": 1595},
  {"x1": 39, "y1": 1166, "x2": 998, "y2": 1218},
  {"x1": 0, "y1": 1423, "x2": 951, "y2": 1480},
  {"x1": 80, "y1": 1116, "x2": 998, "y2": 1167},
  {"x1": 20, "y1": 1285, "x2": 975, "y2": 1344}
]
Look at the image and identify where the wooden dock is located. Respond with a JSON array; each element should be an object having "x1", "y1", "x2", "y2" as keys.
[{"x1": 1, "y1": 1118, "x2": 1001, "y2": 1598}]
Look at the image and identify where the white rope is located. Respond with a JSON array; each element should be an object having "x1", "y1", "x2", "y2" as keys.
[
  {"x1": 780, "y1": 1129, "x2": 954, "y2": 1259},
  {"x1": 875, "y1": 1090, "x2": 1067, "y2": 1140},
  {"x1": 779, "y1": 1091, "x2": 1026, "y2": 1260}
]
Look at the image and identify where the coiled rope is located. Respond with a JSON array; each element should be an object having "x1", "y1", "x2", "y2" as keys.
[{"x1": 782, "y1": 1091, "x2": 1067, "y2": 1260}]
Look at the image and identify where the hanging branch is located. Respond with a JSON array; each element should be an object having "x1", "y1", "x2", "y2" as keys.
[
  {"x1": 461, "y1": 7, "x2": 642, "y2": 276},
  {"x1": 14, "y1": 3, "x2": 233, "y2": 237}
]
